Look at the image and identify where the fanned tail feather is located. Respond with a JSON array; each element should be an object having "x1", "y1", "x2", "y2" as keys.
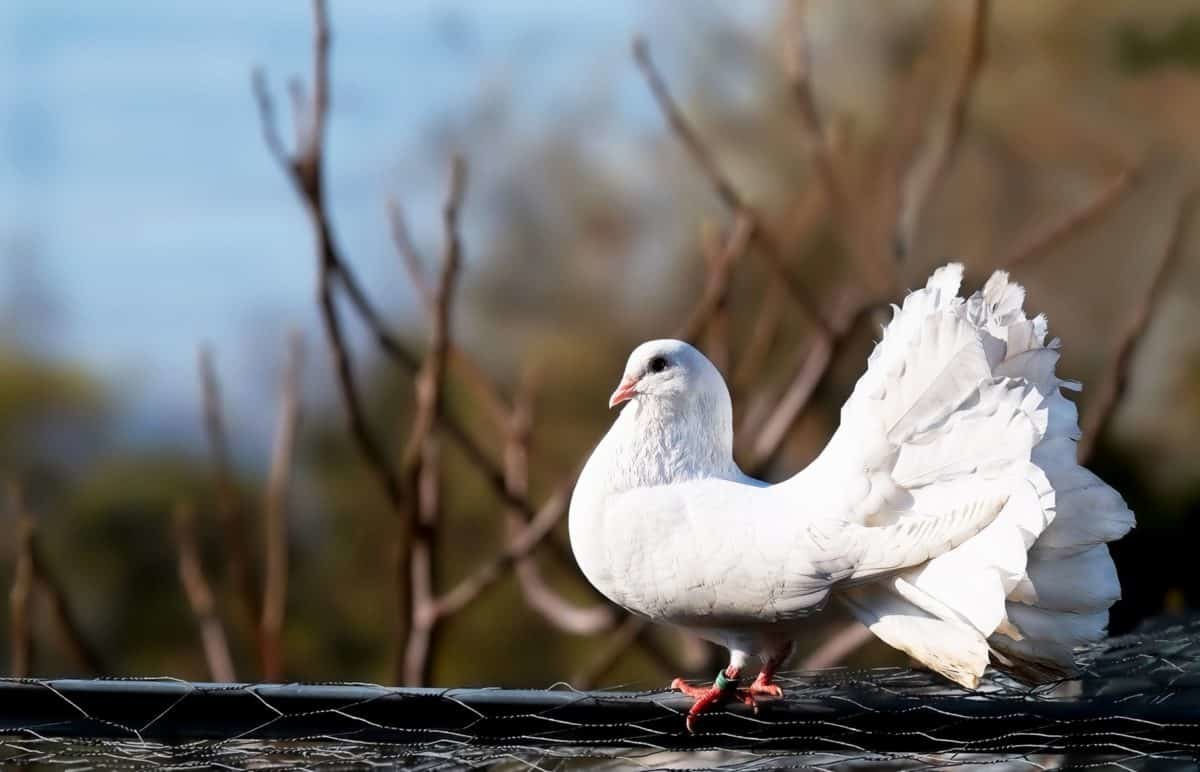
[{"x1": 829, "y1": 264, "x2": 1134, "y2": 687}]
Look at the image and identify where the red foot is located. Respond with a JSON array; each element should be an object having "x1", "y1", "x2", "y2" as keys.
[
  {"x1": 670, "y1": 676, "x2": 770, "y2": 732},
  {"x1": 748, "y1": 671, "x2": 783, "y2": 699}
]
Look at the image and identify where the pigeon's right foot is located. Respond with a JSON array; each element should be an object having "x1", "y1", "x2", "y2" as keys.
[{"x1": 671, "y1": 668, "x2": 754, "y2": 732}]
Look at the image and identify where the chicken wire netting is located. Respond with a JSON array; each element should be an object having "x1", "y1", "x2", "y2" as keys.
[{"x1": 2, "y1": 615, "x2": 1198, "y2": 770}]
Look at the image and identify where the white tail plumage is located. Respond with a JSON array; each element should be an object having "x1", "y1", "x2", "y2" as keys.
[{"x1": 832, "y1": 264, "x2": 1134, "y2": 687}]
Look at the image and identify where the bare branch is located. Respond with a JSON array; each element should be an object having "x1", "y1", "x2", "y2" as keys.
[
  {"x1": 784, "y1": 30, "x2": 850, "y2": 221},
  {"x1": 305, "y1": 0, "x2": 330, "y2": 159},
  {"x1": 260, "y1": 333, "x2": 304, "y2": 682},
  {"x1": 731, "y1": 281, "x2": 785, "y2": 397},
  {"x1": 634, "y1": 37, "x2": 832, "y2": 338},
  {"x1": 399, "y1": 158, "x2": 465, "y2": 479},
  {"x1": 387, "y1": 197, "x2": 435, "y2": 314},
  {"x1": 506, "y1": 367, "x2": 618, "y2": 635},
  {"x1": 742, "y1": 293, "x2": 874, "y2": 474},
  {"x1": 402, "y1": 441, "x2": 442, "y2": 686},
  {"x1": 1001, "y1": 167, "x2": 1137, "y2": 269},
  {"x1": 894, "y1": 0, "x2": 990, "y2": 259},
  {"x1": 633, "y1": 38, "x2": 740, "y2": 211},
  {"x1": 9, "y1": 485, "x2": 34, "y2": 677},
  {"x1": 572, "y1": 616, "x2": 648, "y2": 690},
  {"x1": 446, "y1": 346, "x2": 514, "y2": 433},
  {"x1": 432, "y1": 481, "x2": 574, "y2": 619},
  {"x1": 175, "y1": 502, "x2": 238, "y2": 683},
  {"x1": 250, "y1": 69, "x2": 292, "y2": 172},
  {"x1": 257, "y1": 41, "x2": 548, "y2": 530},
  {"x1": 1078, "y1": 191, "x2": 1197, "y2": 463},
  {"x1": 198, "y1": 348, "x2": 263, "y2": 646},
  {"x1": 676, "y1": 214, "x2": 755, "y2": 344},
  {"x1": 399, "y1": 157, "x2": 467, "y2": 686},
  {"x1": 7, "y1": 486, "x2": 105, "y2": 676},
  {"x1": 36, "y1": 559, "x2": 105, "y2": 675},
  {"x1": 253, "y1": 2, "x2": 408, "y2": 520},
  {"x1": 744, "y1": 332, "x2": 833, "y2": 472},
  {"x1": 800, "y1": 621, "x2": 874, "y2": 670},
  {"x1": 256, "y1": 7, "x2": 611, "y2": 673}
]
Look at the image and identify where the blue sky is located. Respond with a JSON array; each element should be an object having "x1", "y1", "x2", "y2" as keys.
[{"x1": 0, "y1": 1, "x2": 766, "y2": 453}]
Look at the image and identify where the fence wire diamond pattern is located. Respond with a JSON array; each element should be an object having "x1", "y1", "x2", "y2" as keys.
[{"x1": 0, "y1": 615, "x2": 1198, "y2": 769}]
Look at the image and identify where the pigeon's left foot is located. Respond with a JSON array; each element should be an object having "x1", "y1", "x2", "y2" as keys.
[
  {"x1": 747, "y1": 671, "x2": 783, "y2": 698},
  {"x1": 748, "y1": 641, "x2": 793, "y2": 700},
  {"x1": 671, "y1": 668, "x2": 756, "y2": 732}
]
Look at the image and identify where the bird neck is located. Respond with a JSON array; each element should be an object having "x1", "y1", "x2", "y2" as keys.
[{"x1": 604, "y1": 393, "x2": 738, "y2": 492}]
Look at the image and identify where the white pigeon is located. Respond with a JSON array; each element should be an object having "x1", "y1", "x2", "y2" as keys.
[{"x1": 569, "y1": 263, "x2": 1134, "y2": 729}]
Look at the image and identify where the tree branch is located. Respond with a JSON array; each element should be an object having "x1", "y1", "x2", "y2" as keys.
[
  {"x1": 387, "y1": 198, "x2": 436, "y2": 315},
  {"x1": 676, "y1": 214, "x2": 755, "y2": 344},
  {"x1": 198, "y1": 347, "x2": 263, "y2": 649},
  {"x1": 252, "y1": 0, "x2": 408, "y2": 521},
  {"x1": 175, "y1": 502, "x2": 238, "y2": 682},
  {"x1": 1001, "y1": 167, "x2": 1137, "y2": 269},
  {"x1": 1078, "y1": 190, "x2": 1197, "y2": 463},
  {"x1": 431, "y1": 481, "x2": 573, "y2": 619},
  {"x1": 801, "y1": 621, "x2": 874, "y2": 670},
  {"x1": 505, "y1": 367, "x2": 618, "y2": 635},
  {"x1": 399, "y1": 157, "x2": 467, "y2": 686},
  {"x1": 634, "y1": 37, "x2": 832, "y2": 338},
  {"x1": 260, "y1": 333, "x2": 303, "y2": 682},
  {"x1": 894, "y1": 0, "x2": 990, "y2": 259},
  {"x1": 9, "y1": 486, "x2": 34, "y2": 678}
]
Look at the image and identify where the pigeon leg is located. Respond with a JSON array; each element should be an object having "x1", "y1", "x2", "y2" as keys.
[
  {"x1": 749, "y1": 641, "x2": 794, "y2": 698},
  {"x1": 670, "y1": 652, "x2": 752, "y2": 732}
]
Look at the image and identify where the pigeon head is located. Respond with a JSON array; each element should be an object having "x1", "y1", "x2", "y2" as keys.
[
  {"x1": 600, "y1": 339, "x2": 739, "y2": 487},
  {"x1": 609, "y1": 339, "x2": 727, "y2": 410}
]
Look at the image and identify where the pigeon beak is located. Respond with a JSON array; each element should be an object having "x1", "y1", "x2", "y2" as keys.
[{"x1": 608, "y1": 376, "x2": 640, "y2": 409}]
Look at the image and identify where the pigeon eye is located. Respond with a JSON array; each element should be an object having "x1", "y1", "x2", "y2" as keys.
[{"x1": 647, "y1": 356, "x2": 669, "y2": 374}]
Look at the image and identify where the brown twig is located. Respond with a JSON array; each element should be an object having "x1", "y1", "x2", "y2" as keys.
[
  {"x1": 1078, "y1": 191, "x2": 1197, "y2": 463},
  {"x1": 402, "y1": 440, "x2": 442, "y2": 686},
  {"x1": 784, "y1": 22, "x2": 896, "y2": 294},
  {"x1": 258, "y1": 40, "x2": 548, "y2": 527},
  {"x1": 387, "y1": 197, "x2": 436, "y2": 315},
  {"x1": 894, "y1": 0, "x2": 990, "y2": 260},
  {"x1": 800, "y1": 621, "x2": 874, "y2": 670},
  {"x1": 1001, "y1": 167, "x2": 1137, "y2": 269},
  {"x1": 34, "y1": 553, "x2": 105, "y2": 675},
  {"x1": 175, "y1": 502, "x2": 238, "y2": 682},
  {"x1": 784, "y1": 30, "x2": 851, "y2": 225},
  {"x1": 198, "y1": 348, "x2": 263, "y2": 650},
  {"x1": 732, "y1": 281, "x2": 786, "y2": 395},
  {"x1": 9, "y1": 486, "x2": 34, "y2": 677},
  {"x1": 432, "y1": 482, "x2": 573, "y2": 619},
  {"x1": 633, "y1": 37, "x2": 831, "y2": 338},
  {"x1": 446, "y1": 347, "x2": 515, "y2": 433},
  {"x1": 572, "y1": 616, "x2": 648, "y2": 690},
  {"x1": 505, "y1": 367, "x2": 618, "y2": 635},
  {"x1": 399, "y1": 157, "x2": 467, "y2": 686},
  {"x1": 7, "y1": 485, "x2": 106, "y2": 676},
  {"x1": 745, "y1": 332, "x2": 834, "y2": 472},
  {"x1": 743, "y1": 293, "x2": 875, "y2": 475},
  {"x1": 253, "y1": 0, "x2": 408, "y2": 522},
  {"x1": 257, "y1": 6, "x2": 614, "y2": 670},
  {"x1": 260, "y1": 333, "x2": 304, "y2": 682},
  {"x1": 676, "y1": 214, "x2": 755, "y2": 344}
]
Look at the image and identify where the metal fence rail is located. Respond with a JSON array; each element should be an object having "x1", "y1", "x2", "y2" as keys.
[{"x1": 2, "y1": 616, "x2": 1199, "y2": 769}]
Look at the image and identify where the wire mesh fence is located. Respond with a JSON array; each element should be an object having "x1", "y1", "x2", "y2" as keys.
[{"x1": 1, "y1": 615, "x2": 1198, "y2": 769}]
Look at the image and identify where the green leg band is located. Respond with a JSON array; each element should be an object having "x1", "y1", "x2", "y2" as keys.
[{"x1": 714, "y1": 670, "x2": 739, "y2": 691}]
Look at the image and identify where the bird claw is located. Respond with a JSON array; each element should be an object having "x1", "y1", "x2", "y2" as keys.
[
  {"x1": 670, "y1": 675, "x2": 783, "y2": 732},
  {"x1": 747, "y1": 675, "x2": 783, "y2": 699}
]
